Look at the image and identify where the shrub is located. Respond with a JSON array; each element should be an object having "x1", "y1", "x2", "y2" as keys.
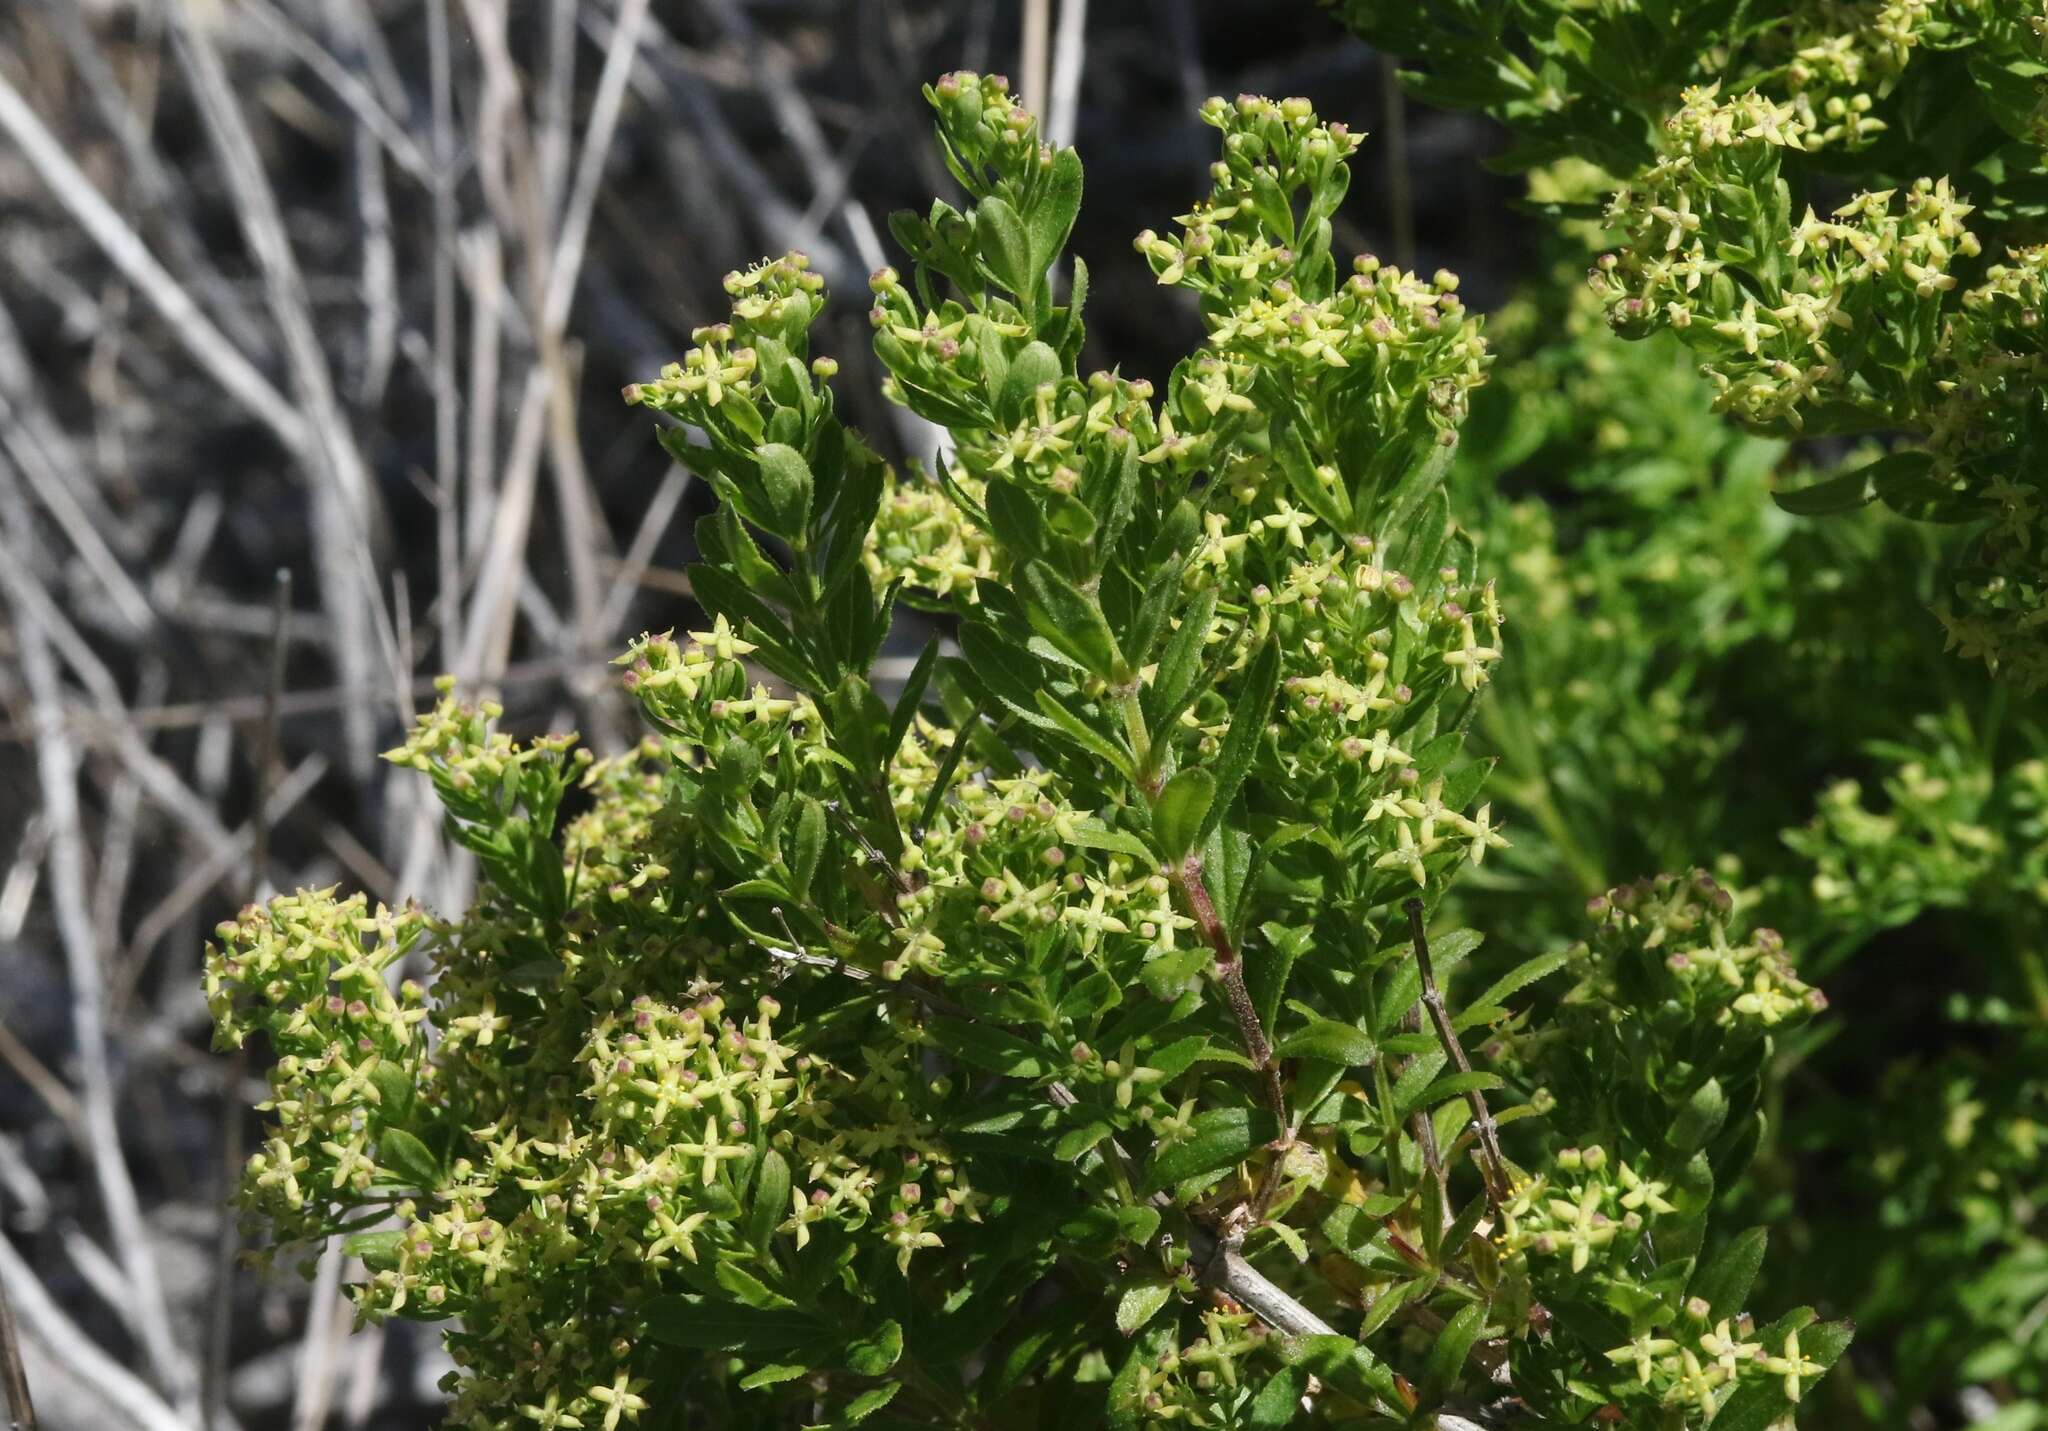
[
  {"x1": 207, "y1": 77, "x2": 1849, "y2": 1429},
  {"x1": 1333, "y1": 0, "x2": 2048, "y2": 687}
]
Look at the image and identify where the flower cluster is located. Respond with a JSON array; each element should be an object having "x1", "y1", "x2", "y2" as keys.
[{"x1": 1584, "y1": 869, "x2": 1824, "y2": 1031}]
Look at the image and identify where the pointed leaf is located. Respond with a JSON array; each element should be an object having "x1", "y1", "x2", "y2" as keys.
[{"x1": 1155, "y1": 768, "x2": 1216, "y2": 861}]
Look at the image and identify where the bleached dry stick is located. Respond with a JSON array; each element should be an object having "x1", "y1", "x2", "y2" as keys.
[
  {"x1": 1, "y1": 509, "x2": 192, "y2": 1416},
  {"x1": 168, "y1": 0, "x2": 397, "y2": 775},
  {"x1": 0, "y1": 66, "x2": 308, "y2": 451},
  {"x1": 0, "y1": 1236, "x2": 188, "y2": 1431}
]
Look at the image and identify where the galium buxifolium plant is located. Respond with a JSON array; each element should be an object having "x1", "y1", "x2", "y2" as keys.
[
  {"x1": 1331, "y1": 0, "x2": 2048, "y2": 689},
  {"x1": 205, "y1": 78, "x2": 1846, "y2": 1429}
]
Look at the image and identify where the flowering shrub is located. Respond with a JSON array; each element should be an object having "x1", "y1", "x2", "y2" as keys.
[
  {"x1": 206, "y1": 78, "x2": 1851, "y2": 1429},
  {"x1": 1334, "y1": 0, "x2": 2048, "y2": 687},
  {"x1": 1417, "y1": 220, "x2": 2048, "y2": 1424}
]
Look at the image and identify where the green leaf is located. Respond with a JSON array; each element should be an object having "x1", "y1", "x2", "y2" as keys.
[
  {"x1": 1018, "y1": 560, "x2": 1122, "y2": 678},
  {"x1": 1453, "y1": 949, "x2": 1569, "y2": 1032},
  {"x1": 789, "y1": 799, "x2": 827, "y2": 906},
  {"x1": 1552, "y1": 14, "x2": 1596, "y2": 65},
  {"x1": 1031, "y1": 147, "x2": 1085, "y2": 277},
  {"x1": 841, "y1": 1381, "x2": 903, "y2": 1423},
  {"x1": 1154, "y1": 768, "x2": 1216, "y2": 860},
  {"x1": 1276, "y1": 1019, "x2": 1375, "y2": 1066},
  {"x1": 886, "y1": 638, "x2": 941, "y2": 761},
  {"x1": 928, "y1": 1017, "x2": 1051, "y2": 1078},
  {"x1": 1420, "y1": 1301, "x2": 1487, "y2": 1403},
  {"x1": 738, "y1": 1363, "x2": 808, "y2": 1391},
  {"x1": 1691, "y1": 1226, "x2": 1769, "y2": 1320},
  {"x1": 1400, "y1": 1069, "x2": 1503, "y2": 1118},
  {"x1": 343, "y1": 1229, "x2": 405, "y2": 1272},
  {"x1": 377, "y1": 1128, "x2": 441, "y2": 1190},
  {"x1": 1771, "y1": 465, "x2": 1875, "y2": 516},
  {"x1": 1064, "y1": 820, "x2": 1156, "y2": 860},
  {"x1": 1114, "y1": 1280, "x2": 1174, "y2": 1336},
  {"x1": 976, "y1": 195, "x2": 1036, "y2": 302},
  {"x1": 754, "y1": 443, "x2": 816, "y2": 537},
  {"x1": 749, "y1": 1149, "x2": 792, "y2": 1251},
  {"x1": 1142, "y1": 1105, "x2": 1279, "y2": 1192},
  {"x1": 1146, "y1": 589, "x2": 1217, "y2": 729},
  {"x1": 1247, "y1": 1364, "x2": 1311, "y2": 1429},
  {"x1": 1203, "y1": 639, "x2": 1279, "y2": 842},
  {"x1": 844, "y1": 1319, "x2": 903, "y2": 1376},
  {"x1": 1709, "y1": 1320, "x2": 1853, "y2": 1431},
  {"x1": 716, "y1": 1259, "x2": 797, "y2": 1310},
  {"x1": 1669, "y1": 1076, "x2": 1729, "y2": 1155},
  {"x1": 1279, "y1": 1335, "x2": 1402, "y2": 1414}
]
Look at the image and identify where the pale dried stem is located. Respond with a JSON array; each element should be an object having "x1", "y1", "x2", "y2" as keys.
[{"x1": 0, "y1": 512, "x2": 192, "y2": 1415}]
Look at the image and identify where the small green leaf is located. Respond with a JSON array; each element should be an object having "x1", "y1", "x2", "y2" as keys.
[
  {"x1": 1247, "y1": 1364, "x2": 1311, "y2": 1428},
  {"x1": 841, "y1": 1381, "x2": 903, "y2": 1423},
  {"x1": 1115, "y1": 1280, "x2": 1174, "y2": 1336},
  {"x1": 716, "y1": 1260, "x2": 797, "y2": 1310},
  {"x1": 377, "y1": 1128, "x2": 441, "y2": 1190},
  {"x1": 343, "y1": 1229, "x2": 405, "y2": 1272},
  {"x1": 1018, "y1": 560, "x2": 1122, "y2": 678},
  {"x1": 1146, "y1": 590, "x2": 1218, "y2": 728},
  {"x1": 754, "y1": 443, "x2": 815, "y2": 537},
  {"x1": 1030, "y1": 147, "x2": 1085, "y2": 277},
  {"x1": 749, "y1": 1149, "x2": 792, "y2": 1251},
  {"x1": 738, "y1": 1363, "x2": 807, "y2": 1391},
  {"x1": 1203, "y1": 639, "x2": 1279, "y2": 842},
  {"x1": 1277, "y1": 1019, "x2": 1375, "y2": 1066},
  {"x1": 1400, "y1": 1069, "x2": 1502, "y2": 1118},
  {"x1": 1691, "y1": 1226, "x2": 1769, "y2": 1320},
  {"x1": 1771, "y1": 465, "x2": 1874, "y2": 516},
  {"x1": 977, "y1": 195, "x2": 1036, "y2": 301},
  {"x1": 789, "y1": 799, "x2": 827, "y2": 906},
  {"x1": 843, "y1": 1319, "x2": 903, "y2": 1376},
  {"x1": 1420, "y1": 1301, "x2": 1488, "y2": 1403},
  {"x1": 1669, "y1": 1076, "x2": 1729, "y2": 1155},
  {"x1": 1453, "y1": 950, "x2": 1569, "y2": 1032},
  {"x1": 928, "y1": 1017, "x2": 1051, "y2": 1077},
  {"x1": 1142, "y1": 1105, "x2": 1279, "y2": 1192},
  {"x1": 1154, "y1": 768, "x2": 1216, "y2": 860}
]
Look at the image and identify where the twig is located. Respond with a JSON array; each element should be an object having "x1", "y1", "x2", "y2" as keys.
[
  {"x1": 0, "y1": 647, "x2": 624, "y2": 746},
  {"x1": 204, "y1": 570, "x2": 290, "y2": 1430},
  {"x1": 0, "y1": 64, "x2": 308, "y2": 452},
  {"x1": 1020, "y1": 0, "x2": 1051, "y2": 120},
  {"x1": 1, "y1": 503, "x2": 193, "y2": 1413},
  {"x1": 0, "y1": 1235, "x2": 188, "y2": 1431},
  {"x1": 1045, "y1": 0, "x2": 1088, "y2": 149},
  {"x1": 1170, "y1": 858, "x2": 1286, "y2": 1125},
  {"x1": 0, "y1": 1250, "x2": 37, "y2": 1431},
  {"x1": 30, "y1": 0, "x2": 272, "y2": 357},
  {"x1": 1405, "y1": 900, "x2": 1508, "y2": 1218},
  {"x1": 168, "y1": 0, "x2": 398, "y2": 774},
  {"x1": 428, "y1": 0, "x2": 460, "y2": 669},
  {"x1": 230, "y1": 0, "x2": 432, "y2": 182},
  {"x1": 597, "y1": 466, "x2": 690, "y2": 636},
  {"x1": 288, "y1": 1240, "x2": 346, "y2": 1431}
]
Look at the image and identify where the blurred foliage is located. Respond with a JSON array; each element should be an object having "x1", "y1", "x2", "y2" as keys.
[{"x1": 1438, "y1": 233, "x2": 2048, "y2": 1426}]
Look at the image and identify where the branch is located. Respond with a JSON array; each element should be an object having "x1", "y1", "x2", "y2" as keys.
[
  {"x1": 1405, "y1": 900, "x2": 1509, "y2": 1218},
  {"x1": 1171, "y1": 858, "x2": 1287, "y2": 1125}
]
